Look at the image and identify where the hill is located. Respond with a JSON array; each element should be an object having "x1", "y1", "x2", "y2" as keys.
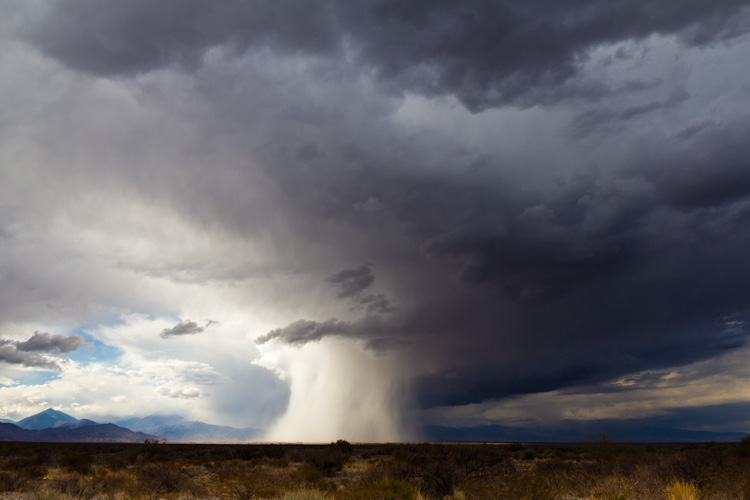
[{"x1": 0, "y1": 422, "x2": 157, "y2": 443}]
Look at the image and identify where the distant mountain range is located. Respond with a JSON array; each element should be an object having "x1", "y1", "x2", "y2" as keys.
[
  {"x1": 0, "y1": 408, "x2": 261, "y2": 443},
  {"x1": 2, "y1": 408, "x2": 745, "y2": 444},
  {"x1": 421, "y1": 424, "x2": 748, "y2": 443},
  {"x1": 114, "y1": 414, "x2": 261, "y2": 442},
  {"x1": 0, "y1": 409, "x2": 157, "y2": 443}
]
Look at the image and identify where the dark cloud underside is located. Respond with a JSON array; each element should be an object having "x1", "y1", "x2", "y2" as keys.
[{"x1": 22, "y1": 0, "x2": 750, "y2": 109}]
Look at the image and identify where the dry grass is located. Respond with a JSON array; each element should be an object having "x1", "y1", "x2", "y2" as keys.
[
  {"x1": 669, "y1": 479, "x2": 700, "y2": 500},
  {"x1": 0, "y1": 438, "x2": 747, "y2": 500}
]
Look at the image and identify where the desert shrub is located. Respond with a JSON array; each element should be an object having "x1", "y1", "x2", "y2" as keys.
[
  {"x1": 738, "y1": 435, "x2": 750, "y2": 458},
  {"x1": 391, "y1": 444, "x2": 510, "y2": 500},
  {"x1": 278, "y1": 488, "x2": 330, "y2": 500},
  {"x1": 333, "y1": 440, "x2": 353, "y2": 455},
  {"x1": 301, "y1": 446, "x2": 350, "y2": 477},
  {"x1": 342, "y1": 479, "x2": 416, "y2": 500},
  {"x1": 104, "y1": 453, "x2": 129, "y2": 471},
  {"x1": 0, "y1": 471, "x2": 25, "y2": 492},
  {"x1": 659, "y1": 447, "x2": 726, "y2": 488},
  {"x1": 227, "y1": 469, "x2": 285, "y2": 500},
  {"x1": 90, "y1": 468, "x2": 133, "y2": 500},
  {"x1": 135, "y1": 463, "x2": 189, "y2": 494},
  {"x1": 48, "y1": 474, "x2": 100, "y2": 500},
  {"x1": 588, "y1": 474, "x2": 633, "y2": 500},
  {"x1": 702, "y1": 462, "x2": 750, "y2": 500},
  {"x1": 32, "y1": 491, "x2": 66, "y2": 500},
  {"x1": 668, "y1": 479, "x2": 700, "y2": 500},
  {"x1": 60, "y1": 451, "x2": 95, "y2": 475}
]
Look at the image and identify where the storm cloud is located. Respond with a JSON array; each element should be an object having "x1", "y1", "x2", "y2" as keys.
[
  {"x1": 1, "y1": 0, "x2": 750, "y2": 437},
  {"x1": 20, "y1": 0, "x2": 750, "y2": 110}
]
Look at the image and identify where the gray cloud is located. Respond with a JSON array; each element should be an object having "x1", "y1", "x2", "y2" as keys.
[
  {"x1": 256, "y1": 319, "x2": 353, "y2": 346},
  {"x1": 160, "y1": 320, "x2": 209, "y2": 339},
  {"x1": 357, "y1": 294, "x2": 398, "y2": 315},
  {"x1": 256, "y1": 316, "x2": 394, "y2": 347},
  {"x1": 326, "y1": 265, "x2": 398, "y2": 314},
  {"x1": 16, "y1": 331, "x2": 84, "y2": 354},
  {"x1": 0, "y1": 332, "x2": 84, "y2": 370},
  {"x1": 326, "y1": 265, "x2": 375, "y2": 298},
  {"x1": 20, "y1": 0, "x2": 750, "y2": 110}
]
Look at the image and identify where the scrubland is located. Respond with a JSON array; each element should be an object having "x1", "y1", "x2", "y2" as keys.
[{"x1": 0, "y1": 436, "x2": 748, "y2": 500}]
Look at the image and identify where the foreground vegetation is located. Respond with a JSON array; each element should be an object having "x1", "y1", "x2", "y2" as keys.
[{"x1": 0, "y1": 436, "x2": 748, "y2": 500}]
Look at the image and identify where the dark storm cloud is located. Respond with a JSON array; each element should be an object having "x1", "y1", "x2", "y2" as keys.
[
  {"x1": 327, "y1": 265, "x2": 375, "y2": 298},
  {"x1": 10, "y1": 0, "x2": 750, "y2": 426},
  {"x1": 20, "y1": 0, "x2": 338, "y2": 77},
  {"x1": 0, "y1": 332, "x2": 84, "y2": 370},
  {"x1": 21, "y1": 0, "x2": 750, "y2": 110},
  {"x1": 571, "y1": 87, "x2": 690, "y2": 138},
  {"x1": 357, "y1": 294, "x2": 398, "y2": 315},
  {"x1": 259, "y1": 113, "x2": 750, "y2": 408},
  {"x1": 160, "y1": 320, "x2": 206, "y2": 339},
  {"x1": 327, "y1": 265, "x2": 398, "y2": 314}
]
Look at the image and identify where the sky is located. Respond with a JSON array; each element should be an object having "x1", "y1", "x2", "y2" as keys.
[{"x1": 1, "y1": 0, "x2": 750, "y2": 442}]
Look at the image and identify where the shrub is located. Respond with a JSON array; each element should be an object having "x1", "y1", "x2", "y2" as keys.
[
  {"x1": 301, "y1": 447, "x2": 350, "y2": 477},
  {"x1": 60, "y1": 451, "x2": 95, "y2": 475},
  {"x1": 669, "y1": 479, "x2": 700, "y2": 500},
  {"x1": 738, "y1": 435, "x2": 750, "y2": 457},
  {"x1": 0, "y1": 471, "x2": 25, "y2": 492},
  {"x1": 135, "y1": 463, "x2": 189, "y2": 494},
  {"x1": 278, "y1": 488, "x2": 330, "y2": 500},
  {"x1": 343, "y1": 479, "x2": 416, "y2": 500},
  {"x1": 48, "y1": 474, "x2": 100, "y2": 500},
  {"x1": 392, "y1": 444, "x2": 510, "y2": 500}
]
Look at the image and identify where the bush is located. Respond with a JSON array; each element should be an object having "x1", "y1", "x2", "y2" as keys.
[
  {"x1": 136, "y1": 463, "x2": 189, "y2": 494},
  {"x1": 738, "y1": 435, "x2": 750, "y2": 457},
  {"x1": 60, "y1": 452, "x2": 95, "y2": 475},
  {"x1": 48, "y1": 474, "x2": 100, "y2": 500},
  {"x1": 669, "y1": 479, "x2": 700, "y2": 500},
  {"x1": 0, "y1": 471, "x2": 25, "y2": 492},
  {"x1": 343, "y1": 479, "x2": 416, "y2": 500},
  {"x1": 392, "y1": 444, "x2": 510, "y2": 500},
  {"x1": 301, "y1": 446, "x2": 350, "y2": 477},
  {"x1": 279, "y1": 489, "x2": 330, "y2": 500}
]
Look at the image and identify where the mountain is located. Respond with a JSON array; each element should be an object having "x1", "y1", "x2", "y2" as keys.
[
  {"x1": 421, "y1": 424, "x2": 748, "y2": 443},
  {"x1": 0, "y1": 418, "x2": 15, "y2": 424},
  {"x1": 0, "y1": 422, "x2": 158, "y2": 443},
  {"x1": 116, "y1": 414, "x2": 186, "y2": 434},
  {"x1": 116, "y1": 414, "x2": 261, "y2": 442},
  {"x1": 17, "y1": 408, "x2": 80, "y2": 430},
  {"x1": 56, "y1": 418, "x2": 99, "y2": 429}
]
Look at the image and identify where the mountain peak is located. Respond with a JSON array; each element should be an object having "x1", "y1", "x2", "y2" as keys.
[{"x1": 17, "y1": 408, "x2": 78, "y2": 430}]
